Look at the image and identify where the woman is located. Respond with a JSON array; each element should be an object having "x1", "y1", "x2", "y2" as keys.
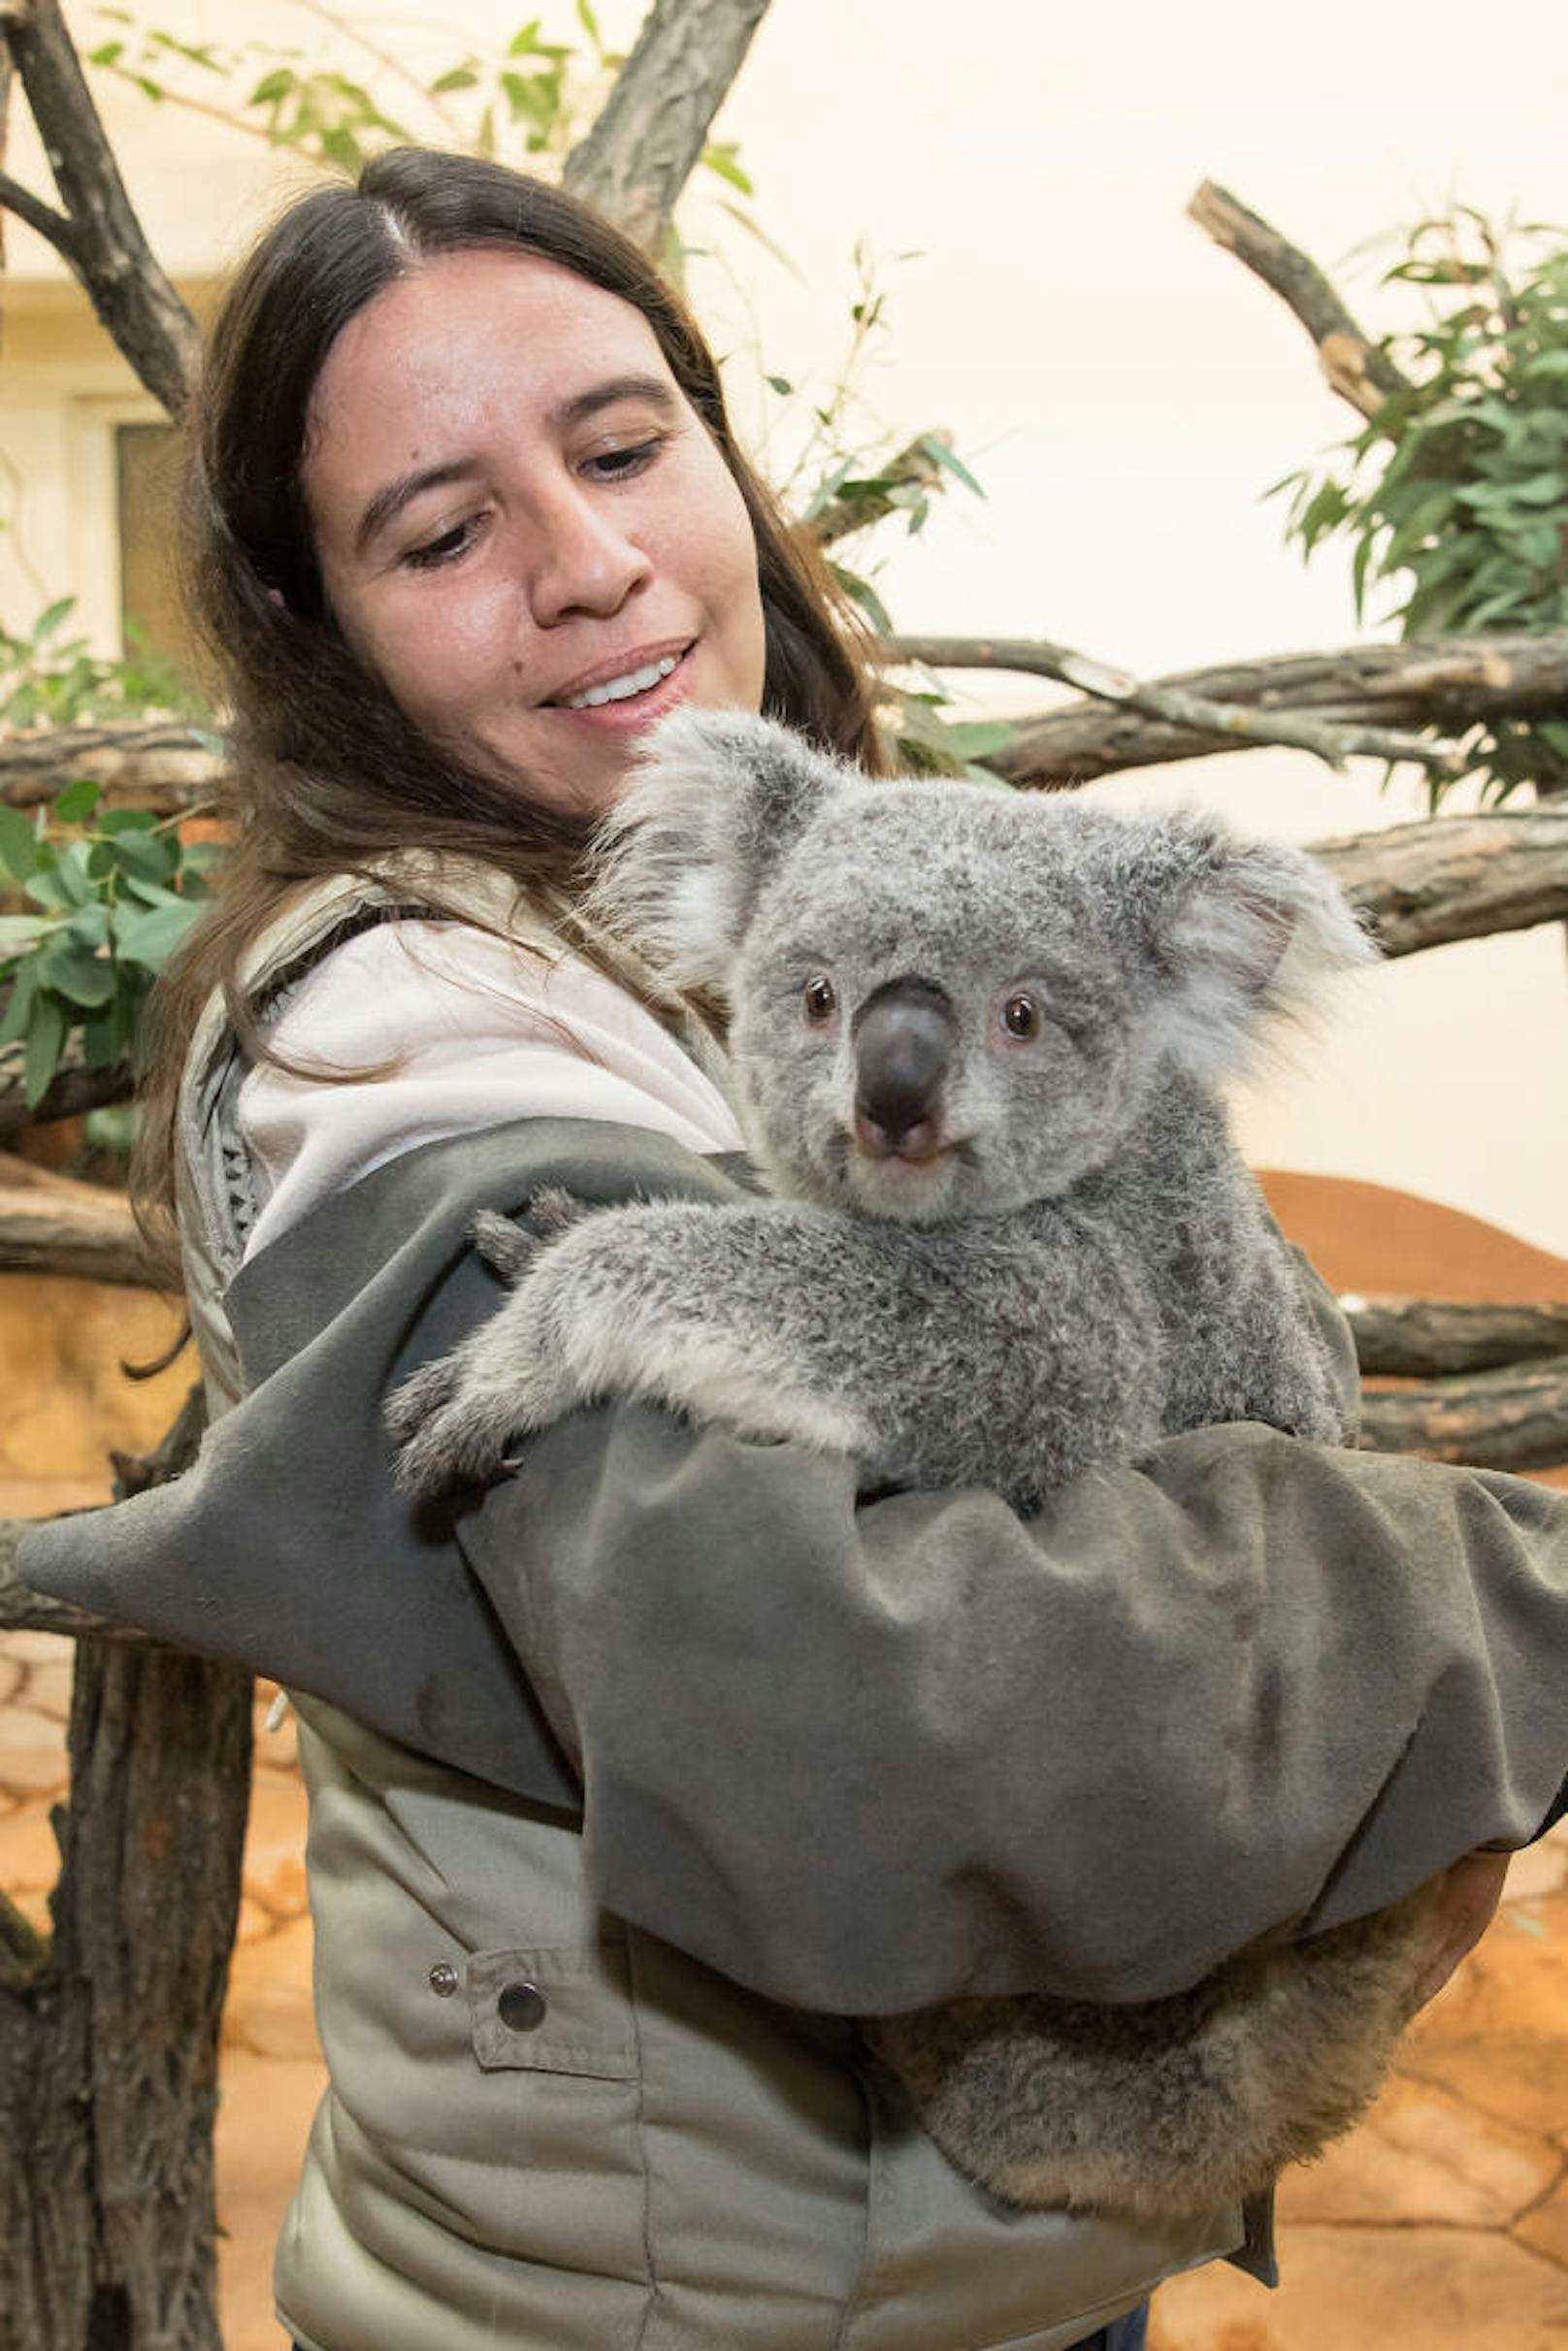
[{"x1": 21, "y1": 148, "x2": 1566, "y2": 2351}]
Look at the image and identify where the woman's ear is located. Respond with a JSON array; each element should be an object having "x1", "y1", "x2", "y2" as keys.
[{"x1": 585, "y1": 710, "x2": 849, "y2": 992}]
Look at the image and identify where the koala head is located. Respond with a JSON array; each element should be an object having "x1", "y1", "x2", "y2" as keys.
[{"x1": 589, "y1": 710, "x2": 1375, "y2": 1223}]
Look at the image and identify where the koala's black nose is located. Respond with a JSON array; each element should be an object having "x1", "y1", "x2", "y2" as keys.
[{"x1": 853, "y1": 978, "x2": 955, "y2": 1159}]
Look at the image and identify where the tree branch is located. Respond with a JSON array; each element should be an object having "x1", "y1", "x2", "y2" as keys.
[
  {"x1": 881, "y1": 634, "x2": 1466, "y2": 778},
  {"x1": 0, "y1": 27, "x2": 11, "y2": 296},
  {"x1": 1344, "y1": 1296, "x2": 1568, "y2": 1378},
  {"x1": 0, "y1": 162, "x2": 73, "y2": 260},
  {"x1": 959, "y1": 632, "x2": 1568, "y2": 790},
  {"x1": 562, "y1": 0, "x2": 772, "y2": 251},
  {"x1": 1358, "y1": 1360, "x2": 1568, "y2": 1472},
  {"x1": 0, "y1": 1156, "x2": 160, "y2": 1286},
  {"x1": 0, "y1": 0, "x2": 198, "y2": 417},
  {"x1": 0, "y1": 1041, "x2": 136, "y2": 1139},
  {"x1": 1187, "y1": 180, "x2": 1412, "y2": 423},
  {"x1": 1313, "y1": 808, "x2": 1568, "y2": 959},
  {"x1": 0, "y1": 721, "x2": 224, "y2": 811}
]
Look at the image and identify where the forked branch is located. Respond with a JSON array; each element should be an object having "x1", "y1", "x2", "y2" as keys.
[{"x1": 0, "y1": 0, "x2": 198, "y2": 415}]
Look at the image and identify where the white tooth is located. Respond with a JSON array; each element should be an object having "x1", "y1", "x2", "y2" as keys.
[{"x1": 563, "y1": 652, "x2": 682, "y2": 710}]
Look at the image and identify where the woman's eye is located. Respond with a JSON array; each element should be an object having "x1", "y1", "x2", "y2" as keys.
[
  {"x1": 403, "y1": 518, "x2": 480, "y2": 571},
  {"x1": 802, "y1": 975, "x2": 837, "y2": 1024},
  {"x1": 1002, "y1": 991, "x2": 1041, "y2": 1040},
  {"x1": 584, "y1": 435, "x2": 665, "y2": 481}
]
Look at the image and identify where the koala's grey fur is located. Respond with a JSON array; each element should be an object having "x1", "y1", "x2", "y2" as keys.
[{"x1": 388, "y1": 708, "x2": 1434, "y2": 2223}]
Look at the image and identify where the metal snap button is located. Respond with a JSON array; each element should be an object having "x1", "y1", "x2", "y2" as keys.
[
  {"x1": 428, "y1": 1962, "x2": 459, "y2": 1998},
  {"x1": 498, "y1": 1979, "x2": 547, "y2": 2032}
]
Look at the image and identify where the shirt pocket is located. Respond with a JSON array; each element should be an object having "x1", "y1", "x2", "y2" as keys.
[{"x1": 467, "y1": 1943, "x2": 640, "y2": 2080}]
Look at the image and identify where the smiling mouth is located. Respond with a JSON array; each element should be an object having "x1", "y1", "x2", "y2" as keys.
[{"x1": 546, "y1": 642, "x2": 695, "y2": 712}]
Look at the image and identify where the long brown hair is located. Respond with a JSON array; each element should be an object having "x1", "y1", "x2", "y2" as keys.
[{"x1": 135, "y1": 146, "x2": 883, "y2": 1235}]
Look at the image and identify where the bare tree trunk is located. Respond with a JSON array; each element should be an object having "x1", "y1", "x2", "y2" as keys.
[
  {"x1": 1, "y1": 1649, "x2": 252, "y2": 2349},
  {"x1": 0, "y1": 1395, "x2": 253, "y2": 2351}
]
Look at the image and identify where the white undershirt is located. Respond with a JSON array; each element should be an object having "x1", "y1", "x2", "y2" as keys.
[{"x1": 238, "y1": 918, "x2": 742, "y2": 1262}]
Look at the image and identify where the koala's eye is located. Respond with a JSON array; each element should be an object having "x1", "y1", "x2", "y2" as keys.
[
  {"x1": 802, "y1": 975, "x2": 837, "y2": 1024},
  {"x1": 1002, "y1": 991, "x2": 1041, "y2": 1040}
]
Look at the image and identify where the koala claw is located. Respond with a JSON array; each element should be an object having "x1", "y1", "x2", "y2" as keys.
[
  {"x1": 387, "y1": 1367, "x2": 522, "y2": 1499},
  {"x1": 472, "y1": 1190, "x2": 593, "y2": 1283}
]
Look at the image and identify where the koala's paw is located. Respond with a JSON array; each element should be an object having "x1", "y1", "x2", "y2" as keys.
[
  {"x1": 386, "y1": 1358, "x2": 524, "y2": 1499},
  {"x1": 472, "y1": 1191, "x2": 595, "y2": 1283},
  {"x1": 384, "y1": 1353, "x2": 478, "y2": 1496}
]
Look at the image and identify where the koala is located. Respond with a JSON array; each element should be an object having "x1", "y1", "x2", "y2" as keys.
[{"x1": 388, "y1": 707, "x2": 1436, "y2": 2223}]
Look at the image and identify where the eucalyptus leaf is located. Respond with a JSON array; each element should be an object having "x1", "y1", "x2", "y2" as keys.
[
  {"x1": 37, "y1": 932, "x2": 114, "y2": 1009},
  {"x1": 0, "y1": 914, "x2": 53, "y2": 951},
  {"x1": 112, "y1": 898, "x2": 202, "y2": 970},
  {"x1": 0, "y1": 963, "x2": 37, "y2": 1050},
  {"x1": 0, "y1": 805, "x2": 40, "y2": 883},
  {"x1": 52, "y1": 775, "x2": 102, "y2": 825},
  {"x1": 24, "y1": 994, "x2": 67, "y2": 1109}
]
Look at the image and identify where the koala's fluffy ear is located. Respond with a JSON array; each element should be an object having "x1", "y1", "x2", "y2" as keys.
[
  {"x1": 1143, "y1": 817, "x2": 1378, "y2": 1080},
  {"x1": 585, "y1": 708, "x2": 849, "y2": 991}
]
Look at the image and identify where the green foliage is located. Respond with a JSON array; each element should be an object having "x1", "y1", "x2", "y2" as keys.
[
  {"x1": 1277, "y1": 208, "x2": 1568, "y2": 804},
  {"x1": 0, "y1": 780, "x2": 214, "y2": 1107},
  {"x1": 0, "y1": 597, "x2": 202, "y2": 730},
  {"x1": 0, "y1": 593, "x2": 214, "y2": 1109},
  {"x1": 85, "y1": 5, "x2": 787, "y2": 196}
]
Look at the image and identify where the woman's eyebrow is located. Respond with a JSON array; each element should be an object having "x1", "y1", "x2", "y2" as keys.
[
  {"x1": 547, "y1": 371, "x2": 678, "y2": 433},
  {"x1": 354, "y1": 375, "x2": 680, "y2": 560}
]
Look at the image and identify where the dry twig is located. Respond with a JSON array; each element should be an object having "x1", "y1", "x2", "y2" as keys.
[
  {"x1": 880, "y1": 634, "x2": 1467, "y2": 777},
  {"x1": 1187, "y1": 180, "x2": 1411, "y2": 422}
]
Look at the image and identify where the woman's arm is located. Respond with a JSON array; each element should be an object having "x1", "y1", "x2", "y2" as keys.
[
  {"x1": 20, "y1": 1065, "x2": 1565, "y2": 2018},
  {"x1": 460, "y1": 1395, "x2": 1568, "y2": 2015}
]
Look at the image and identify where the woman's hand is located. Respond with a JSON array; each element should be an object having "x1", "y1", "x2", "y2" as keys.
[{"x1": 1410, "y1": 1849, "x2": 1513, "y2": 2010}]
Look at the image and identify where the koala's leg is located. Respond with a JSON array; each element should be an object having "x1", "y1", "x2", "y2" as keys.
[
  {"x1": 870, "y1": 1885, "x2": 1436, "y2": 2219},
  {"x1": 389, "y1": 1199, "x2": 895, "y2": 1498}
]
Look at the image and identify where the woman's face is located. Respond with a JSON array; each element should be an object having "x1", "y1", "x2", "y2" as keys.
[{"x1": 301, "y1": 246, "x2": 768, "y2": 817}]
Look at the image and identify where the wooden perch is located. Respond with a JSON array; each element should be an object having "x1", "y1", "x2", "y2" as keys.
[
  {"x1": 910, "y1": 631, "x2": 1568, "y2": 790},
  {"x1": 1358, "y1": 1359, "x2": 1568, "y2": 1472},
  {"x1": 0, "y1": 1040, "x2": 135, "y2": 1139},
  {"x1": 0, "y1": 1154, "x2": 161, "y2": 1286},
  {"x1": 0, "y1": 721, "x2": 224, "y2": 811},
  {"x1": 1313, "y1": 808, "x2": 1568, "y2": 959},
  {"x1": 1187, "y1": 180, "x2": 1411, "y2": 423},
  {"x1": 880, "y1": 634, "x2": 1465, "y2": 778},
  {"x1": 563, "y1": 0, "x2": 772, "y2": 252},
  {"x1": 1344, "y1": 1296, "x2": 1568, "y2": 1378},
  {"x1": 0, "y1": 0, "x2": 198, "y2": 417},
  {"x1": 13, "y1": 632, "x2": 1567, "y2": 812}
]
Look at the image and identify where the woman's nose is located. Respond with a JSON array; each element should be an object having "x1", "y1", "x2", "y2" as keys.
[{"x1": 527, "y1": 481, "x2": 653, "y2": 627}]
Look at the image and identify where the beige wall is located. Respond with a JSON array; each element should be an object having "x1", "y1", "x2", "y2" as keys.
[{"x1": 3, "y1": 0, "x2": 1567, "y2": 1249}]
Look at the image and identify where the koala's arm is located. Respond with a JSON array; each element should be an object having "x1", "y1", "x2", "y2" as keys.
[
  {"x1": 389, "y1": 1201, "x2": 898, "y2": 1495},
  {"x1": 461, "y1": 1401, "x2": 1568, "y2": 2015}
]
